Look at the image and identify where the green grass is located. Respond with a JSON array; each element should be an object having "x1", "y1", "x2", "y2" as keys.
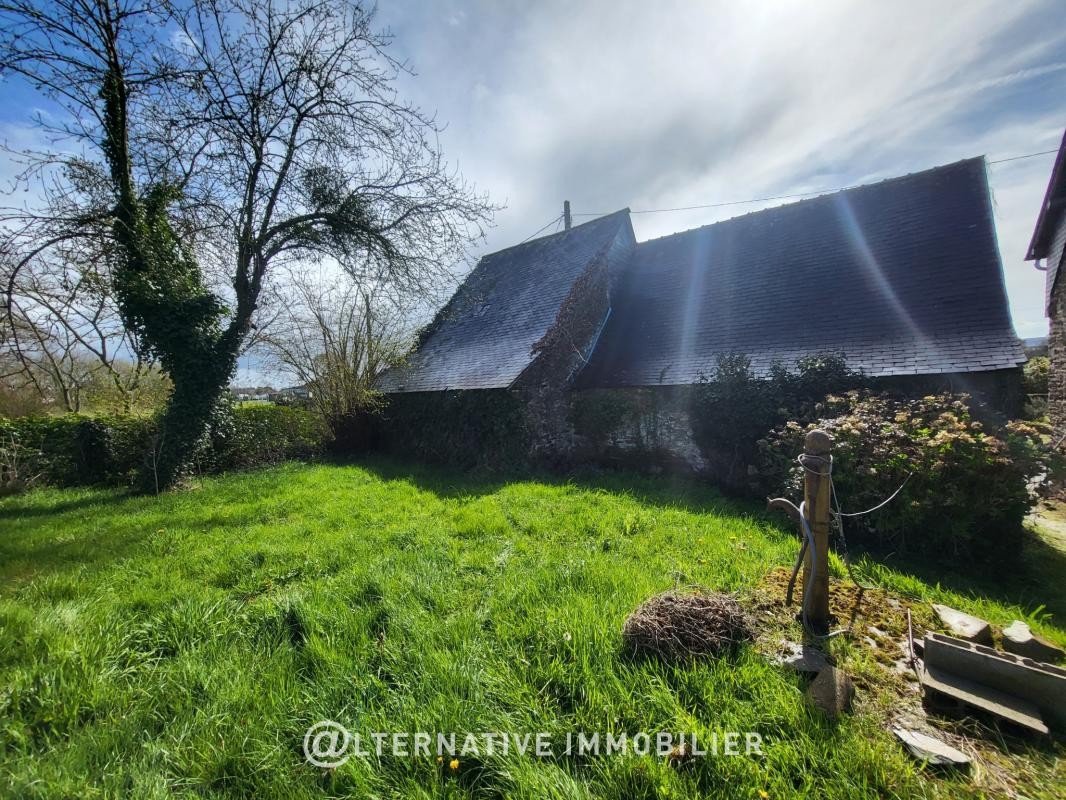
[{"x1": 1, "y1": 459, "x2": 1064, "y2": 799}]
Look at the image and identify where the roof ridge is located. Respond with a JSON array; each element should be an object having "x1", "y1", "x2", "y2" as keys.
[
  {"x1": 634, "y1": 157, "x2": 986, "y2": 247},
  {"x1": 481, "y1": 207, "x2": 631, "y2": 260}
]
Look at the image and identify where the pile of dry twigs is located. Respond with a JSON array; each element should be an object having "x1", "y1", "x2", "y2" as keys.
[{"x1": 622, "y1": 589, "x2": 753, "y2": 661}]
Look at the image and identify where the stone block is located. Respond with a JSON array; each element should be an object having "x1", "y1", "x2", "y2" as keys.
[
  {"x1": 806, "y1": 666, "x2": 854, "y2": 719},
  {"x1": 1001, "y1": 620, "x2": 1065, "y2": 663},
  {"x1": 932, "y1": 604, "x2": 993, "y2": 645},
  {"x1": 921, "y1": 663, "x2": 1048, "y2": 735},
  {"x1": 774, "y1": 641, "x2": 831, "y2": 675},
  {"x1": 924, "y1": 632, "x2": 1066, "y2": 731},
  {"x1": 892, "y1": 727, "x2": 971, "y2": 770}
]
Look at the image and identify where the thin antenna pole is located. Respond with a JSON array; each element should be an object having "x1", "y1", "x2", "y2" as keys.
[{"x1": 563, "y1": 200, "x2": 572, "y2": 231}]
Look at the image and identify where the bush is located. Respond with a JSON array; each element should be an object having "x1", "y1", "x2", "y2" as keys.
[
  {"x1": 691, "y1": 353, "x2": 858, "y2": 487},
  {"x1": 350, "y1": 390, "x2": 531, "y2": 469},
  {"x1": 754, "y1": 391, "x2": 1050, "y2": 559},
  {"x1": 1024, "y1": 356, "x2": 1049, "y2": 396},
  {"x1": 0, "y1": 404, "x2": 327, "y2": 489},
  {"x1": 1023, "y1": 356, "x2": 1050, "y2": 420},
  {"x1": 205, "y1": 403, "x2": 328, "y2": 473}
]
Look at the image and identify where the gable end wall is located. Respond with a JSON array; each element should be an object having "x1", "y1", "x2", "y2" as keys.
[{"x1": 1047, "y1": 210, "x2": 1066, "y2": 440}]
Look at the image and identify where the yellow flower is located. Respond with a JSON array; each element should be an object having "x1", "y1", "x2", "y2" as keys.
[
  {"x1": 436, "y1": 756, "x2": 443, "y2": 764},
  {"x1": 759, "y1": 791, "x2": 769, "y2": 799},
  {"x1": 449, "y1": 758, "x2": 459, "y2": 771}
]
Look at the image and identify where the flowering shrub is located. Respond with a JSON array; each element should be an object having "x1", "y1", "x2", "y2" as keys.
[{"x1": 754, "y1": 391, "x2": 1051, "y2": 559}]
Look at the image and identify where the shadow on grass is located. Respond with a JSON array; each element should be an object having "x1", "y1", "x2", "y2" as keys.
[
  {"x1": 0, "y1": 489, "x2": 134, "y2": 520},
  {"x1": 8, "y1": 454, "x2": 1064, "y2": 626},
  {"x1": 0, "y1": 489, "x2": 168, "y2": 587},
  {"x1": 338, "y1": 453, "x2": 764, "y2": 519},
  {"x1": 853, "y1": 530, "x2": 1066, "y2": 626},
  {"x1": 345, "y1": 454, "x2": 1066, "y2": 626}
]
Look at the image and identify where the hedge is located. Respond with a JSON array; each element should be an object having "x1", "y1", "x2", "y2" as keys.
[{"x1": 1, "y1": 404, "x2": 327, "y2": 489}]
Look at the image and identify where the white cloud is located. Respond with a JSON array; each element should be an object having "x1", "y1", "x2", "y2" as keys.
[{"x1": 380, "y1": 0, "x2": 1066, "y2": 337}]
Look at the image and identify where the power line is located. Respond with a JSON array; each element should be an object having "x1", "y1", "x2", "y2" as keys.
[
  {"x1": 519, "y1": 214, "x2": 562, "y2": 243},
  {"x1": 571, "y1": 148, "x2": 1060, "y2": 219},
  {"x1": 572, "y1": 188, "x2": 845, "y2": 217},
  {"x1": 987, "y1": 148, "x2": 1059, "y2": 164}
]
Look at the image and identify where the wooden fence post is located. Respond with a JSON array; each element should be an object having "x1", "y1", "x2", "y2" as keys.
[{"x1": 801, "y1": 429, "x2": 832, "y2": 631}]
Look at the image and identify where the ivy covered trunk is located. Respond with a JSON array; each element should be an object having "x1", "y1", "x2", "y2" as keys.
[
  {"x1": 101, "y1": 65, "x2": 238, "y2": 492},
  {"x1": 148, "y1": 344, "x2": 240, "y2": 492}
]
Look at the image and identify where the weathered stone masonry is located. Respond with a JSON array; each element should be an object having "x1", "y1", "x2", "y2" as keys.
[{"x1": 1046, "y1": 212, "x2": 1066, "y2": 441}]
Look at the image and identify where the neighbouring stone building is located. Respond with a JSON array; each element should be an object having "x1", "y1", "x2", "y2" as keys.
[
  {"x1": 1027, "y1": 129, "x2": 1066, "y2": 441},
  {"x1": 374, "y1": 157, "x2": 1026, "y2": 478}
]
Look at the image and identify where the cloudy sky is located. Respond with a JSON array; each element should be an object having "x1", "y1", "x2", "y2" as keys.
[
  {"x1": 2, "y1": 0, "x2": 1064, "y2": 388},
  {"x1": 376, "y1": 0, "x2": 1065, "y2": 340}
]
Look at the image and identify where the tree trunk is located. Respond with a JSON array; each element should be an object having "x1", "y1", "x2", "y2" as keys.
[{"x1": 142, "y1": 343, "x2": 239, "y2": 492}]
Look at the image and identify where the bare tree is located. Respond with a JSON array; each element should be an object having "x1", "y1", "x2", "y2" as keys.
[
  {"x1": 2, "y1": 246, "x2": 156, "y2": 412},
  {"x1": 0, "y1": 0, "x2": 495, "y2": 488},
  {"x1": 260, "y1": 270, "x2": 410, "y2": 425}
]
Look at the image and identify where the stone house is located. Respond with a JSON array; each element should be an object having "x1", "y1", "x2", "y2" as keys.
[
  {"x1": 376, "y1": 157, "x2": 1025, "y2": 476},
  {"x1": 1027, "y1": 130, "x2": 1066, "y2": 440}
]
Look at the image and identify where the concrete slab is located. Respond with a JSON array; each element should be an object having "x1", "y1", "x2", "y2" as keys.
[
  {"x1": 773, "y1": 641, "x2": 831, "y2": 675},
  {"x1": 1001, "y1": 620, "x2": 1065, "y2": 663},
  {"x1": 892, "y1": 727, "x2": 971, "y2": 770}
]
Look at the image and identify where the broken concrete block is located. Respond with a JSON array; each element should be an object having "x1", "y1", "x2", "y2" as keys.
[
  {"x1": 892, "y1": 727, "x2": 971, "y2": 770},
  {"x1": 932, "y1": 604, "x2": 993, "y2": 645},
  {"x1": 806, "y1": 666, "x2": 854, "y2": 718},
  {"x1": 924, "y1": 632, "x2": 1066, "y2": 732},
  {"x1": 773, "y1": 641, "x2": 830, "y2": 675},
  {"x1": 921, "y1": 663, "x2": 1049, "y2": 735},
  {"x1": 1001, "y1": 620, "x2": 1065, "y2": 663}
]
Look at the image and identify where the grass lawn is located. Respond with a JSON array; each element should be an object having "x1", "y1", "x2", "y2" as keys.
[{"x1": 2, "y1": 459, "x2": 1064, "y2": 799}]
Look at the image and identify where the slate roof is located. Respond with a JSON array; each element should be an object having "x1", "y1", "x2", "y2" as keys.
[
  {"x1": 1025, "y1": 129, "x2": 1066, "y2": 313},
  {"x1": 377, "y1": 209, "x2": 631, "y2": 392},
  {"x1": 578, "y1": 157, "x2": 1025, "y2": 386}
]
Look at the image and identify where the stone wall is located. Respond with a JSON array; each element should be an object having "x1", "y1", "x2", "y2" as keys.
[
  {"x1": 870, "y1": 369, "x2": 1025, "y2": 424},
  {"x1": 569, "y1": 386, "x2": 709, "y2": 475},
  {"x1": 1046, "y1": 210, "x2": 1066, "y2": 441},
  {"x1": 567, "y1": 372, "x2": 1024, "y2": 485},
  {"x1": 359, "y1": 389, "x2": 531, "y2": 469},
  {"x1": 361, "y1": 366, "x2": 1025, "y2": 480},
  {"x1": 1051, "y1": 290, "x2": 1066, "y2": 442}
]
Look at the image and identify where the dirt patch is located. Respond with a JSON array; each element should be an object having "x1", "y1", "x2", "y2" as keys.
[
  {"x1": 755, "y1": 566, "x2": 937, "y2": 666},
  {"x1": 753, "y1": 567, "x2": 1065, "y2": 799}
]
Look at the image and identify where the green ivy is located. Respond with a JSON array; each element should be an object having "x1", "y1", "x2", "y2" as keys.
[
  {"x1": 689, "y1": 353, "x2": 858, "y2": 487},
  {"x1": 341, "y1": 390, "x2": 531, "y2": 470},
  {"x1": 570, "y1": 390, "x2": 648, "y2": 442}
]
